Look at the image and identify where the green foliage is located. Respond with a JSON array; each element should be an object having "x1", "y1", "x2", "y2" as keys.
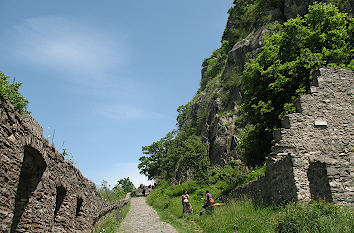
[
  {"x1": 240, "y1": 2, "x2": 353, "y2": 165},
  {"x1": 276, "y1": 201, "x2": 354, "y2": 233},
  {"x1": 199, "y1": 200, "x2": 279, "y2": 233},
  {"x1": 116, "y1": 177, "x2": 135, "y2": 193},
  {"x1": 223, "y1": 0, "x2": 285, "y2": 44},
  {"x1": 92, "y1": 203, "x2": 130, "y2": 233},
  {"x1": 0, "y1": 72, "x2": 29, "y2": 114},
  {"x1": 236, "y1": 124, "x2": 272, "y2": 165},
  {"x1": 62, "y1": 148, "x2": 76, "y2": 165},
  {"x1": 138, "y1": 131, "x2": 176, "y2": 180},
  {"x1": 99, "y1": 179, "x2": 129, "y2": 203},
  {"x1": 138, "y1": 129, "x2": 209, "y2": 183},
  {"x1": 324, "y1": 0, "x2": 351, "y2": 12},
  {"x1": 146, "y1": 164, "x2": 265, "y2": 216},
  {"x1": 176, "y1": 102, "x2": 192, "y2": 130},
  {"x1": 148, "y1": 182, "x2": 353, "y2": 233},
  {"x1": 348, "y1": 59, "x2": 354, "y2": 71},
  {"x1": 201, "y1": 41, "x2": 231, "y2": 90}
]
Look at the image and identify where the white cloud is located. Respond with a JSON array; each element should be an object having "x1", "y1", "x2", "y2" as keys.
[{"x1": 6, "y1": 15, "x2": 127, "y2": 81}]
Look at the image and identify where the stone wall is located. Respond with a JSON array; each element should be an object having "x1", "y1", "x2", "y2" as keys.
[
  {"x1": 221, "y1": 68, "x2": 354, "y2": 205},
  {"x1": 0, "y1": 97, "x2": 126, "y2": 232}
]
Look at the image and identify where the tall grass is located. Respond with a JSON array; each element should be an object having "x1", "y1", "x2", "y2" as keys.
[
  {"x1": 92, "y1": 203, "x2": 130, "y2": 233},
  {"x1": 276, "y1": 201, "x2": 354, "y2": 233},
  {"x1": 198, "y1": 200, "x2": 279, "y2": 233},
  {"x1": 147, "y1": 180, "x2": 354, "y2": 233}
]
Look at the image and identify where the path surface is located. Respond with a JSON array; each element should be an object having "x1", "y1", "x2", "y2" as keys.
[{"x1": 117, "y1": 196, "x2": 178, "y2": 233}]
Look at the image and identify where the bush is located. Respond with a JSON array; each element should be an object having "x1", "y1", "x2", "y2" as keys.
[
  {"x1": 0, "y1": 72, "x2": 29, "y2": 114},
  {"x1": 201, "y1": 41, "x2": 231, "y2": 90}
]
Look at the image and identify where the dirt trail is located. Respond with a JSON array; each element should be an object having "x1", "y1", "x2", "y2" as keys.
[{"x1": 117, "y1": 196, "x2": 177, "y2": 233}]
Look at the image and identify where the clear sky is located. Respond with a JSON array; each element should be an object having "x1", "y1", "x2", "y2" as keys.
[{"x1": 0, "y1": 1, "x2": 231, "y2": 187}]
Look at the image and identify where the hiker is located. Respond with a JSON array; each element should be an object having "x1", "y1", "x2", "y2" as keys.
[
  {"x1": 181, "y1": 190, "x2": 190, "y2": 217},
  {"x1": 142, "y1": 186, "x2": 146, "y2": 196},
  {"x1": 200, "y1": 190, "x2": 213, "y2": 215}
]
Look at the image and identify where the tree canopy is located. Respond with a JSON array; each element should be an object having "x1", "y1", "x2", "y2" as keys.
[
  {"x1": 116, "y1": 177, "x2": 135, "y2": 193},
  {"x1": 239, "y1": 2, "x2": 354, "y2": 165},
  {"x1": 138, "y1": 129, "x2": 209, "y2": 184}
]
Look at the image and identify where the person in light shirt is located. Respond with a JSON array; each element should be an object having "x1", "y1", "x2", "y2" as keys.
[{"x1": 181, "y1": 190, "x2": 190, "y2": 217}]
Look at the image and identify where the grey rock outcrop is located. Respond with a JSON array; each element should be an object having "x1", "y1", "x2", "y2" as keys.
[
  {"x1": 284, "y1": 0, "x2": 312, "y2": 19},
  {"x1": 188, "y1": 82, "x2": 241, "y2": 165},
  {"x1": 191, "y1": 0, "x2": 353, "y2": 168},
  {"x1": 227, "y1": 25, "x2": 269, "y2": 70}
]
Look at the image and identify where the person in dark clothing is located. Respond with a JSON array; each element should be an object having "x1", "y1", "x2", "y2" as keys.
[
  {"x1": 142, "y1": 187, "x2": 146, "y2": 196},
  {"x1": 200, "y1": 190, "x2": 213, "y2": 215}
]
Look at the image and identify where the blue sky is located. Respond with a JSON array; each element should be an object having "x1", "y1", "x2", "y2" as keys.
[{"x1": 0, "y1": 1, "x2": 231, "y2": 187}]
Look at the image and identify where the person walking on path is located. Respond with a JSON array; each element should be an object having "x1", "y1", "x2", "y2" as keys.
[
  {"x1": 181, "y1": 190, "x2": 190, "y2": 217},
  {"x1": 142, "y1": 186, "x2": 146, "y2": 196}
]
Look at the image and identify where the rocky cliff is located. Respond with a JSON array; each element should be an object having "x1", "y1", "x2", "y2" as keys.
[{"x1": 184, "y1": 0, "x2": 353, "y2": 166}]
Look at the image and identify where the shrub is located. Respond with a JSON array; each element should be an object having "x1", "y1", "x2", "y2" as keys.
[
  {"x1": 201, "y1": 41, "x2": 231, "y2": 90},
  {"x1": 0, "y1": 72, "x2": 29, "y2": 114}
]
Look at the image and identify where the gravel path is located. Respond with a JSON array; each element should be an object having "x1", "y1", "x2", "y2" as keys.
[{"x1": 117, "y1": 196, "x2": 178, "y2": 233}]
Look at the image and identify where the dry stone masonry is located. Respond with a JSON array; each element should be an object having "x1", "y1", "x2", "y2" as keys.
[
  {"x1": 0, "y1": 97, "x2": 128, "y2": 233},
  {"x1": 0, "y1": 67, "x2": 352, "y2": 232},
  {"x1": 222, "y1": 68, "x2": 354, "y2": 205}
]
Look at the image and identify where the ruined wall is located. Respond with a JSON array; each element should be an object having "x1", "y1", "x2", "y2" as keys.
[
  {"x1": 222, "y1": 68, "x2": 354, "y2": 205},
  {"x1": 0, "y1": 97, "x2": 126, "y2": 232}
]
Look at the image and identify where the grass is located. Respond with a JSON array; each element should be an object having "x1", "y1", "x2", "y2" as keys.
[
  {"x1": 92, "y1": 202, "x2": 130, "y2": 233},
  {"x1": 147, "y1": 179, "x2": 354, "y2": 233},
  {"x1": 198, "y1": 200, "x2": 279, "y2": 233},
  {"x1": 99, "y1": 190, "x2": 127, "y2": 203}
]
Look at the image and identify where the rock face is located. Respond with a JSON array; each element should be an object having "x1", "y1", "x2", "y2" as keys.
[
  {"x1": 227, "y1": 24, "x2": 269, "y2": 71},
  {"x1": 191, "y1": 0, "x2": 353, "y2": 167},
  {"x1": 0, "y1": 97, "x2": 128, "y2": 233},
  {"x1": 221, "y1": 68, "x2": 354, "y2": 205},
  {"x1": 188, "y1": 83, "x2": 241, "y2": 165},
  {"x1": 283, "y1": 0, "x2": 312, "y2": 19}
]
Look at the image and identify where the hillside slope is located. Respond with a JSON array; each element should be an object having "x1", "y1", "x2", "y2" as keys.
[
  {"x1": 139, "y1": 0, "x2": 353, "y2": 184},
  {"x1": 179, "y1": 0, "x2": 353, "y2": 166}
]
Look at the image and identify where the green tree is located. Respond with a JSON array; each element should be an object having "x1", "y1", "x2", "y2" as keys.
[
  {"x1": 112, "y1": 183, "x2": 125, "y2": 198},
  {"x1": 0, "y1": 72, "x2": 29, "y2": 114},
  {"x1": 117, "y1": 177, "x2": 135, "y2": 193},
  {"x1": 138, "y1": 129, "x2": 209, "y2": 183},
  {"x1": 240, "y1": 2, "x2": 353, "y2": 165},
  {"x1": 138, "y1": 131, "x2": 176, "y2": 180}
]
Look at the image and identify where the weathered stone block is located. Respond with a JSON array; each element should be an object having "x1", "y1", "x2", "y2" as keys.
[
  {"x1": 220, "y1": 68, "x2": 354, "y2": 206},
  {"x1": 0, "y1": 95, "x2": 129, "y2": 232}
]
